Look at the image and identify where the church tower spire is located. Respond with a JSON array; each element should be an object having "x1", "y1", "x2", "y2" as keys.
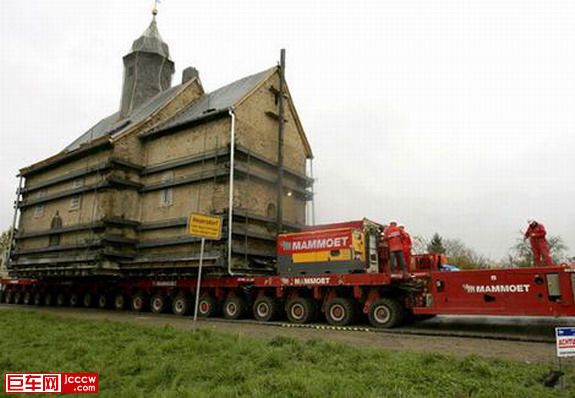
[{"x1": 119, "y1": 7, "x2": 174, "y2": 118}]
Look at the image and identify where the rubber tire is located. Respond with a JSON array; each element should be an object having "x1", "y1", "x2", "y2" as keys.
[
  {"x1": 150, "y1": 294, "x2": 168, "y2": 314},
  {"x1": 13, "y1": 291, "x2": 22, "y2": 304},
  {"x1": 97, "y1": 294, "x2": 109, "y2": 309},
  {"x1": 69, "y1": 293, "x2": 80, "y2": 307},
  {"x1": 172, "y1": 294, "x2": 190, "y2": 316},
  {"x1": 253, "y1": 296, "x2": 280, "y2": 322},
  {"x1": 4, "y1": 290, "x2": 13, "y2": 304},
  {"x1": 286, "y1": 297, "x2": 317, "y2": 324},
  {"x1": 114, "y1": 294, "x2": 126, "y2": 311},
  {"x1": 23, "y1": 291, "x2": 33, "y2": 305},
  {"x1": 131, "y1": 292, "x2": 148, "y2": 312},
  {"x1": 83, "y1": 293, "x2": 94, "y2": 308},
  {"x1": 368, "y1": 298, "x2": 404, "y2": 328},
  {"x1": 325, "y1": 298, "x2": 356, "y2": 326},
  {"x1": 33, "y1": 292, "x2": 43, "y2": 306},
  {"x1": 197, "y1": 295, "x2": 219, "y2": 318},
  {"x1": 56, "y1": 293, "x2": 67, "y2": 307},
  {"x1": 43, "y1": 292, "x2": 53, "y2": 306},
  {"x1": 223, "y1": 296, "x2": 247, "y2": 320}
]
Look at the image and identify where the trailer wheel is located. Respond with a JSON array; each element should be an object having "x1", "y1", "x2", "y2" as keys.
[
  {"x1": 56, "y1": 293, "x2": 67, "y2": 307},
  {"x1": 223, "y1": 296, "x2": 247, "y2": 320},
  {"x1": 33, "y1": 292, "x2": 43, "y2": 306},
  {"x1": 114, "y1": 294, "x2": 126, "y2": 311},
  {"x1": 69, "y1": 293, "x2": 80, "y2": 307},
  {"x1": 253, "y1": 296, "x2": 280, "y2": 322},
  {"x1": 131, "y1": 292, "x2": 148, "y2": 312},
  {"x1": 97, "y1": 294, "x2": 110, "y2": 309},
  {"x1": 150, "y1": 294, "x2": 168, "y2": 314},
  {"x1": 23, "y1": 291, "x2": 33, "y2": 305},
  {"x1": 286, "y1": 297, "x2": 317, "y2": 324},
  {"x1": 368, "y1": 298, "x2": 404, "y2": 328},
  {"x1": 44, "y1": 292, "x2": 53, "y2": 306},
  {"x1": 172, "y1": 294, "x2": 190, "y2": 316},
  {"x1": 325, "y1": 298, "x2": 356, "y2": 326},
  {"x1": 197, "y1": 295, "x2": 219, "y2": 318},
  {"x1": 83, "y1": 293, "x2": 94, "y2": 308},
  {"x1": 13, "y1": 291, "x2": 23, "y2": 304},
  {"x1": 4, "y1": 290, "x2": 13, "y2": 304}
]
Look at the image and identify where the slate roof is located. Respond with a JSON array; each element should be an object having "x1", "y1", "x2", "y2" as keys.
[
  {"x1": 131, "y1": 19, "x2": 170, "y2": 58},
  {"x1": 64, "y1": 84, "x2": 182, "y2": 152},
  {"x1": 144, "y1": 67, "x2": 275, "y2": 137},
  {"x1": 65, "y1": 67, "x2": 275, "y2": 152}
]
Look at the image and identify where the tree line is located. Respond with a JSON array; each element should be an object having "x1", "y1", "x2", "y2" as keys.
[{"x1": 415, "y1": 232, "x2": 571, "y2": 269}]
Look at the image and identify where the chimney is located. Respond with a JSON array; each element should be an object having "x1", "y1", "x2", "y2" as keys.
[{"x1": 182, "y1": 67, "x2": 199, "y2": 84}]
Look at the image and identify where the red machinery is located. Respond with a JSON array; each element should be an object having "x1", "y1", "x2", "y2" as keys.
[{"x1": 2, "y1": 220, "x2": 575, "y2": 328}]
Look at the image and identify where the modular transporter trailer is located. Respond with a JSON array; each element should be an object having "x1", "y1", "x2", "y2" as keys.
[{"x1": 2, "y1": 264, "x2": 575, "y2": 328}]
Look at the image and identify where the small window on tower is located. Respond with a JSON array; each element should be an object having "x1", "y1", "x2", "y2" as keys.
[
  {"x1": 70, "y1": 195, "x2": 82, "y2": 210},
  {"x1": 127, "y1": 66, "x2": 135, "y2": 77}
]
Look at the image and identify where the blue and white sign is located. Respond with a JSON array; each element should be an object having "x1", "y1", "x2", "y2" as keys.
[{"x1": 555, "y1": 327, "x2": 575, "y2": 357}]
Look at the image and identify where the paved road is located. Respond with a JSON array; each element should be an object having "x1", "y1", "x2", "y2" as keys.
[
  {"x1": 0, "y1": 304, "x2": 566, "y2": 364},
  {"x1": 410, "y1": 314, "x2": 575, "y2": 340}
]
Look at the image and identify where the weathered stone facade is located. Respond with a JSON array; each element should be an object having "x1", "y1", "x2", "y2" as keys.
[{"x1": 9, "y1": 17, "x2": 313, "y2": 278}]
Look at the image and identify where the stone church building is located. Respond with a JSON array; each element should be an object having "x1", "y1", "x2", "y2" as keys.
[{"x1": 9, "y1": 15, "x2": 313, "y2": 278}]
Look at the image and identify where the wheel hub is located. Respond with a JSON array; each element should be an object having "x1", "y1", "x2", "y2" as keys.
[
  {"x1": 257, "y1": 303, "x2": 269, "y2": 317},
  {"x1": 330, "y1": 304, "x2": 345, "y2": 321},
  {"x1": 292, "y1": 304, "x2": 304, "y2": 319},
  {"x1": 374, "y1": 306, "x2": 391, "y2": 324},
  {"x1": 175, "y1": 300, "x2": 184, "y2": 311}
]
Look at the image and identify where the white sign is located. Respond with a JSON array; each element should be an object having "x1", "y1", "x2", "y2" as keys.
[{"x1": 556, "y1": 327, "x2": 575, "y2": 357}]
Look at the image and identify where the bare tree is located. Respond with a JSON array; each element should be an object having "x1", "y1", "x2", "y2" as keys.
[
  {"x1": 443, "y1": 238, "x2": 492, "y2": 269},
  {"x1": 0, "y1": 228, "x2": 12, "y2": 271},
  {"x1": 508, "y1": 232, "x2": 568, "y2": 267},
  {"x1": 411, "y1": 235, "x2": 429, "y2": 254}
]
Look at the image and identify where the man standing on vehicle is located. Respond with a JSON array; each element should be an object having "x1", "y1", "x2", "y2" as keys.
[
  {"x1": 399, "y1": 225, "x2": 412, "y2": 271},
  {"x1": 524, "y1": 219, "x2": 553, "y2": 267},
  {"x1": 379, "y1": 224, "x2": 390, "y2": 273},
  {"x1": 384, "y1": 220, "x2": 408, "y2": 275}
]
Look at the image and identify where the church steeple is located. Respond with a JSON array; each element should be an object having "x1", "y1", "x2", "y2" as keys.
[{"x1": 119, "y1": 10, "x2": 174, "y2": 118}]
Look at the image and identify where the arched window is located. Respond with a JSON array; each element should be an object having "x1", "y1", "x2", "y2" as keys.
[
  {"x1": 267, "y1": 203, "x2": 277, "y2": 218},
  {"x1": 266, "y1": 203, "x2": 277, "y2": 233},
  {"x1": 49, "y1": 212, "x2": 63, "y2": 247}
]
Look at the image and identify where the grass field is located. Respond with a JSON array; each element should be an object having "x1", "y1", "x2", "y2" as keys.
[{"x1": 0, "y1": 310, "x2": 572, "y2": 397}]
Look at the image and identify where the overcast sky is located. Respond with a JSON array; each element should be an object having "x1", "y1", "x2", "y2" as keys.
[{"x1": 1, "y1": 0, "x2": 574, "y2": 260}]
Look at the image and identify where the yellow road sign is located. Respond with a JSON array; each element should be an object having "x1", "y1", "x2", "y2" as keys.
[{"x1": 187, "y1": 213, "x2": 222, "y2": 240}]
